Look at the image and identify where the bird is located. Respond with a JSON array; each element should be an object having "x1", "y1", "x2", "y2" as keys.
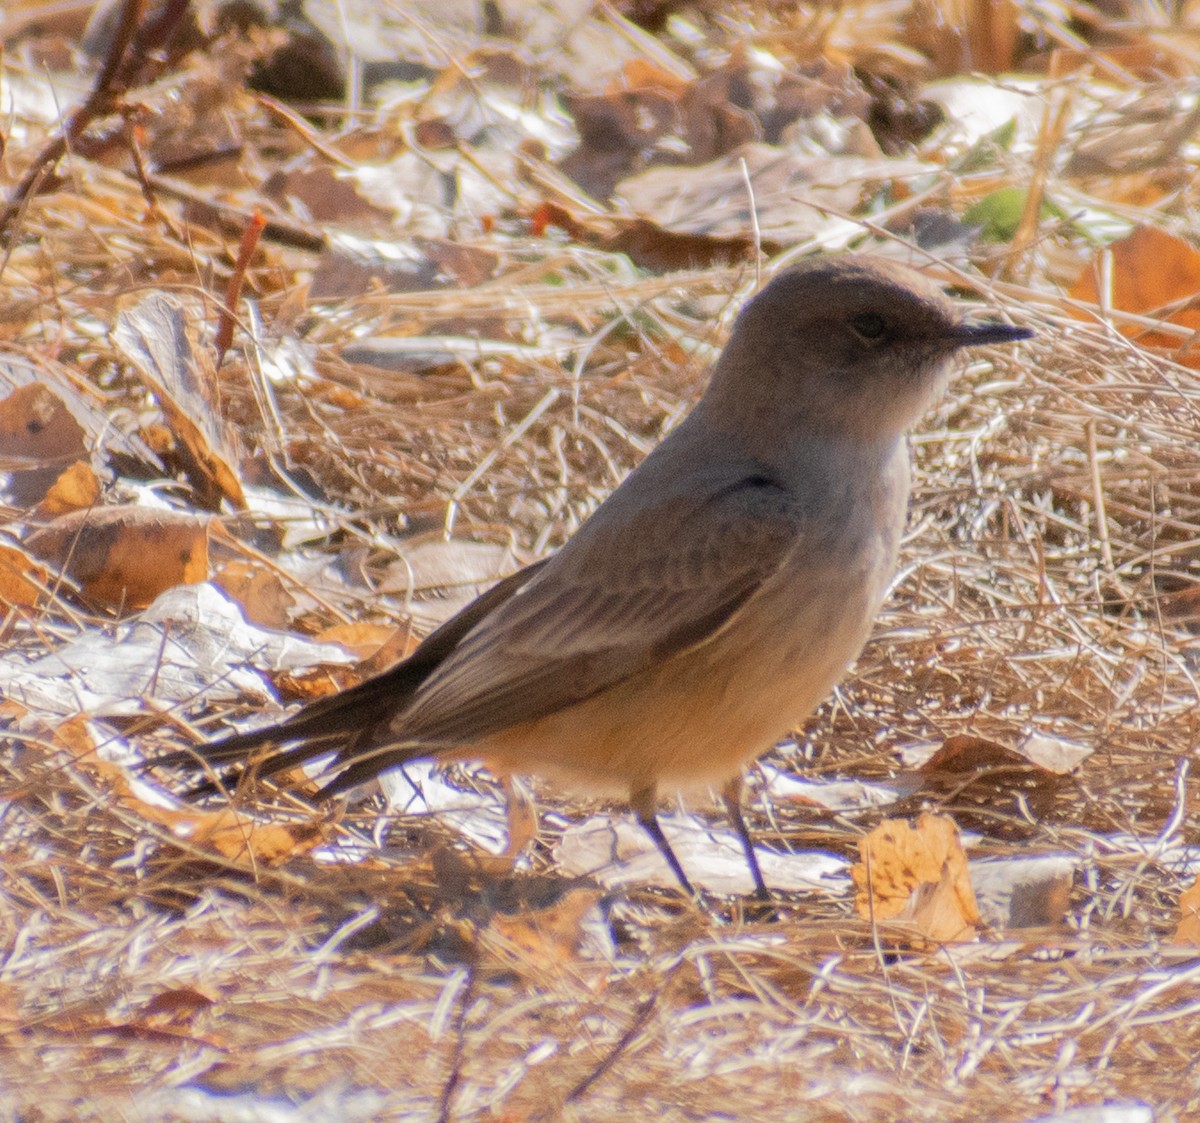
[{"x1": 167, "y1": 255, "x2": 1032, "y2": 899}]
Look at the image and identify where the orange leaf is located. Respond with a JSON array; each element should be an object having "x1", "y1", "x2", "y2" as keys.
[
  {"x1": 1069, "y1": 226, "x2": 1200, "y2": 364},
  {"x1": 18, "y1": 697, "x2": 325, "y2": 870},
  {"x1": 35, "y1": 460, "x2": 101, "y2": 516},
  {"x1": 0, "y1": 382, "x2": 88, "y2": 507},
  {"x1": 483, "y1": 887, "x2": 605, "y2": 977},
  {"x1": 0, "y1": 383, "x2": 87, "y2": 467},
  {"x1": 619, "y1": 58, "x2": 688, "y2": 96},
  {"x1": 1173, "y1": 875, "x2": 1200, "y2": 945},
  {"x1": 852, "y1": 813, "x2": 980, "y2": 944},
  {"x1": 0, "y1": 542, "x2": 47, "y2": 608},
  {"x1": 27, "y1": 505, "x2": 210, "y2": 610},
  {"x1": 214, "y1": 559, "x2": 294, "y2": 630},
  {"x1": 314, "y1": 621, "x2": 402, "y2": 662},
  {"x1": 140, "y1": 988, "x2": 215, "y2": 1028}
]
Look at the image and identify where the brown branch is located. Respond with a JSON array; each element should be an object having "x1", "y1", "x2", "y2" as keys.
[
  {"x1": 0, "y1": 0, "x2": 196, "y2": 245},
  {"x1": 145, "y1": 172, "x2": 328, "y2": 253},
  {"x1": 0, "y1": 0, "x2": 147, "y2": 241}
]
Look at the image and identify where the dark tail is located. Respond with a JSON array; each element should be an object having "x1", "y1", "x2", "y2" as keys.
[
  {"x1": 153, "y1": 557, "x2": 550, "y2": 797},
  {"x1": 155, "y1": 657, "x2": 434, "y2": 795}
]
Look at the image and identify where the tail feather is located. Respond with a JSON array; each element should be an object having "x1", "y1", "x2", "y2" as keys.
[
  {"x1": 316, "y1": 743, "x2": 428, "y2": 797},
  {"x1": 163, "y1": 668, "x2": 422, "y2": 794},
  {"x1": 154, "y1": 556, "x2": 550, "y2": 796}
]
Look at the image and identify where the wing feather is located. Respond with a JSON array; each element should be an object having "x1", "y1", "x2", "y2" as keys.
[{"x1": 397, "y1": 475, "x2": 802, "y2": 745}]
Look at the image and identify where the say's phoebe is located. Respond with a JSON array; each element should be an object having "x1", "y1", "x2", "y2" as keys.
[{"x1": 173, "y1": 256, "x2": 1031, "y2": 898}]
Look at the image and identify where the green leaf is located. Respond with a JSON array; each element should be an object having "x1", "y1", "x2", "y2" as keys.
[{"x1": 963, "y1": 187, "x2": 1065, "y2": 244}]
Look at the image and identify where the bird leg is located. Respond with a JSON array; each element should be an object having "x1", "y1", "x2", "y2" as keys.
[
  {"x1": 630, "y1": 784, "x2": 696, "y2": 898},
  {"x1": 722, "y1": 775, "x2": 770, "y2": 901}
]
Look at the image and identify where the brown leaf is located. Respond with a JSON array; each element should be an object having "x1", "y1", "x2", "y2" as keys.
[
  {"x1": 214, "y1": 559, "x2": 295, "y2": 630},
  {"x1": 53, "y1": 714, "x2": 325, "y2": 866},
  {"x1": 34, "y1": 459, "x2": 101, "y2": 517},
  {"x1": 0, "y1": 381, "x2": 86, "y2": 464},
  {"x1": 527, "y1": 200, "x2": 760, "y2": 271},
  {"x1": 1069, "y1": 226, "x2": 1200, "y2": 366},
  {"x1": 916, "y1": 734, "x2": 1022, "y2": 773},
  {"x1": 914, "y1": 732, "x2": 1091, "y2": 777},
  {"x1": 353, "y1": 622, "x2": 422, "y2": 675},
  {"x1": 618, "y1": 57, "x2": 690, "y2": 96},
  {"x1": 27, "y1": 505, "x2": 210, "y2": 610},
  {"x1": 187, "y1": 808, "x2": 326, "y2": 865},
  {"x1": 262, "y1": 166, "x2": 392, "y2": 225},
  {"x1": 313, "y1": 621, "x2": 404, "y2": 663},
  {"x1": 112, "y1": 293, "x2": 246, "y2": 509},
  {"x1": 483, "y1": 887, "x2": 606, "y2": 976},
  {"x1": 0, "y1": 383, "x2": 88, "y2": 506},
  {"x1": 971, "y1": 856, "x2": 1075, "y2": 931},
  {"x1": 140, "y1": 988, "x2": 215, "y2": 1028},
  {"x1": 0, "y1": 542, "x2": 47, "y2": 609},
  {"x1": 1173, "y1": 875, "x2": 1200, "y2": 946},
  {"x1": 852, "y1": 813, "x2": 981, "y2": 944},
  {"x1": 899, "y1": 860, "x2": 978, "y2": 945},
  {"x1": 600, "y1": 218, "x2": 761, "y2": 272},
  {"x1": 614, "y1": 144, "x2": 936, "y2": 249}
]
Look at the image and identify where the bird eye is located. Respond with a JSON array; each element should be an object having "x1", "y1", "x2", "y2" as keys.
[{"x1": 851, "y1": 313, "x2": 887, "y2": 340}]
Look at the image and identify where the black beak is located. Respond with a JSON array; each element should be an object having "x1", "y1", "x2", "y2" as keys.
[{"x1": 951, "y1": 320, "x2": 1034, "y2": 347}]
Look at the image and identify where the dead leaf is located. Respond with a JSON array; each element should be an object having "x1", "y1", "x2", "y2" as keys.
[
  {"x1": 601, "y1": 217, "x2": 761, "y2": 272},
  {"x1": 907, "y1": 732, "x2": 1091, "y2": 777},
  {"x1": 112, "y1": 293, "x2": 246, "y2": 509},
  {"x1": 970, "y1": 855, "x2": 1076, "y2": 930},
  {"x1": 379, "y1": 538, "x2": 518, "y2": 626},
  {"x1": 760, "y1": 761, "x2": 919, "y2": 811},
  {"x1": 27, "y1": 506, "x2": 209, "y2": 611},
  {"x1": 483, "y1": 886, "x2": 607, "y2": 976},
  {"x1": 0, "y1": 542, "x2": 47, "y2": 609},
  {"x1": 614, "y1": 144, "x2": 938, "y2": 249},
  {"x1": 0, "y1": 382, "x2": 87, "y2": 468},
  {"x1": 0, "y1": 583, "x2": 355, "y2": 718},
  {"x1": 353, "y1": 621, "x2": 422, "y2": 675},
  {"x1": 1017, "y1": 734, "x2": 1093, "y2": 774},
  {"x1": 1173, "y1": 874, "x2": 1200, "y2": 945},
  {"x1": 619, "y1": 57, "x2": 690, "y2": 97},
  {"x1": 308, "y1": 240, "x2": 427, "y2": 300},
  {"x1": 214, "y1": 559, "x2": 295, "y2": 630},
  {"x1": 898, "y1": 859, "x2": 978, "y2": 944},
  {"x1": 183, "y1": 808, "x2": 326, "y2": 864},
  {"x1": 1069, "y1": 226, "x2": 1200, "y2": 365},
  {"x1": 34, "y1": 460, "x2": 101, "y2": 517},
  {"x1": 0, "y1": 383, "x2": 88, "y2": 506},
  {"x1": 262, "y1": 166, "x2": 392, "y2": 225},
  {"x1": 313, "y1": 621, "x2": 404, "y2": 662},
  {"x1": 140, "y1": 988, "x2": 216, "y2": 1028},
  {"x1": 853, "y1": 813, "x2": 981, "y2": 943},
  {"x1": 51, "y1": 714, "x2": 325, "y2": 867}
]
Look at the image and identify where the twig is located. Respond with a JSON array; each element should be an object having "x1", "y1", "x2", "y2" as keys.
[
  {"x1": 1, "y1": 0, "x2": 146, "y2": 241},
  {"x1": 566, "y1": 961, "x2": 682, "y2": 1103},
  {"x1": 437, "y1": 953, "x2": 478, "y2": 1123},
  {"x1": 214, "y1": 211, "x2": 267, "y2": 368}
]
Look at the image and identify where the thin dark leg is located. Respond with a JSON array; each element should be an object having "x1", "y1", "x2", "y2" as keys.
[
  {"x1": 630, "y1": 784, "x2": 696, "y2": 898},
  {"x1": 722, "y1": 776, "x2": 770, "y2": 901}
]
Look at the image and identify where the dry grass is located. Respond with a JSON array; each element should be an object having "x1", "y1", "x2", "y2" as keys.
[{"x1": 3, "y1": 1, "x2": 1200, "y2": 1120}]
